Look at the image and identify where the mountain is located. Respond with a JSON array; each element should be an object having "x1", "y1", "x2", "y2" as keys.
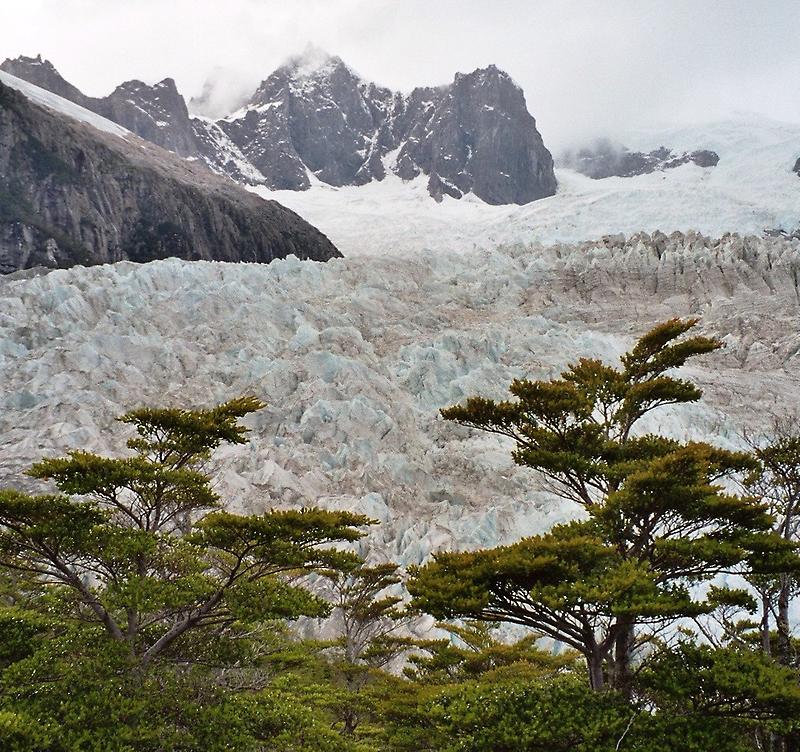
[
  {"x1": 558, "y1": 138, "x2": 720, "y2": 178},
  {"x1": 2, "y1": 52, "x2": 557, "y2": 205},
  {"x1": 253, "y1": 114, "x2": 800, "y2": 256},
  {"x1": 1, "y1": 55, "x2": 204, "y2": 158},
  {"x1": 0, "y1": 71, "x2": 340, "y2": 273}
]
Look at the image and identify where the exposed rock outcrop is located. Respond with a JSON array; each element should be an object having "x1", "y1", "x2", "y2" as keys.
[
  {"x1": 560, "y1": 138, "x2": 719, "y2": 178},
  {"x1": 218, "y1": 55, "x2": 556, "y2": 204},
  {"x1": 0, "y1": 55, "x2": 91, "y2": 107},
  {"x1": 394, "y1": 65, "x2": 556, "y2": 204},
  {"x1": 3, "y1": 52, "x2": 557, "y2": 205},
  {"x1": 1, "y1": 56, "x2": 202, "y2": 158},
  {"x1": 0, "y1": 79, "x2": 340, "y2": 273}
]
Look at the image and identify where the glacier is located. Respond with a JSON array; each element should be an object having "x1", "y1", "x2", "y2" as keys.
[
  {"x1": 257, "y1": 113, "x2": 800, "y2": 256},
  {"x1": 2, "y1": 232, "x2": 799, "y2": 566}
]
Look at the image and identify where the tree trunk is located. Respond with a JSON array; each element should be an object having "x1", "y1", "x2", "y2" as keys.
[
  {"x1": 612, "y1": 619, "x2": 635, "y2": 698},
  {"x1": 760, "y1": 590, "x2": 772, "y2": 655},
  {"x1": 587, "y1": 649, "x2": 605, "y2": 691},
  {"x1": 777, "y1": 574, "x2": 791, "y2": 665},
  {"x1": 783, "y1": 731, "x2": 799, "y2": 752}
]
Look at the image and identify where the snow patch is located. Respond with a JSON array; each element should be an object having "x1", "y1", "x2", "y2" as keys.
[
  {"x1": 0, "y1": 69, "x2": 131, "y2": 139},
  {"x1": 250, "y1": 114, "x2": 800, "y2": 256}
]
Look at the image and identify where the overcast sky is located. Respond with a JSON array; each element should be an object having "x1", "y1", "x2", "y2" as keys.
[{"x1": 3, "y1": 0, "x2": 799, "y2": 148}]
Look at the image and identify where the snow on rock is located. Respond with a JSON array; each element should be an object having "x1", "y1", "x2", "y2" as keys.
[
  {"x1": 257, "y1": 114, "x2": 800, "y2": 255},
  {"x1": 1, "y1": 233, "x2": 799, "y2": 565},
  {"x1": 0, "y1": 69, "x2": 130, "y2": 139}
]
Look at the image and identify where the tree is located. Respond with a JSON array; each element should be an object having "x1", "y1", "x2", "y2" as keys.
[
  {"x1": 0, "y1": 632, "x2": 258, "y2": 752},
  {"x1": 0, "y1": 396, "x2": 370, "y2": 668},
  {"x1": 316, "y1": 561, "x2": 412, "y2": 737},
  {"x1": 428, "y1": 673, "x2": 632, "y2": 752},
  {"x1": 423, "y1": 644, "x2": 800, "y2": 752},
  {"x1": 409, "y1": 319, "x2": 797, "y2": 692},
  {"x1": 744, "y1": 417, "x2": 800, "y2": 666},
  {"x1": 404, "y1": 621, "x2": 577, "y2": 685},
  {"x1": 325, "y1": 561, "x2": 407, "y2": 666},
  {"x1": 637, "y1": 643, "x2": 800, "y2": 751}
]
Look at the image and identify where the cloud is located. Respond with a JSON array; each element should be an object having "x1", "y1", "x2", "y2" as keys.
[{"x1": 2, "y1": 0, "x2": 799, "y2": 148}]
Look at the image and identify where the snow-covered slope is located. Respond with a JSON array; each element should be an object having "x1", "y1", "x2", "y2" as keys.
[
  {"x1": 0, "y1": 69, "x2": 130, "y2": 138},
  {"x1": 255, "y1": 114, "x2": 800, "y2": 255},
  {"x1": 2, "y1": 234, "x2": 798, "y2": 565},
  {"x1": 4, "y1": 63, "x2": 797, "y2": 259}
]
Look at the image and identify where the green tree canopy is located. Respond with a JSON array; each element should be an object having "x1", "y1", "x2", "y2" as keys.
[
  {"x1": 0, "y1": 397, "x2": 370, "y2": 667},
  {"x1": 410, "y1": 320, "x2": 799, "y2": 692}
]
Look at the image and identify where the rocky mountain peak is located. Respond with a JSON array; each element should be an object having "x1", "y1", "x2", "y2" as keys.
[
  {"x1": 0, "y1": 54, "x2": 89, "y2": 106},
  {"x1": 396, "y1": 63, "x2": 556, "y2": 203},
  {"x1": 248, "y1": 50, "x2": 373, "y2": 110},
  {"x1": 220, "y1": 54, "x2": 555, "y2": 202},
  {"x1": 283, "y1": 47, "x2": 350, "y2": 79},
  {"x1": 0, "y1": 76, "x2": 340, "y2": 273},
  {"x1": 455, "y1": 63, "x2": 515, "y2": 87},
  {"x1": 559, "y1": 138, "x2": 720, "y2": 179},
  {"x1": 102, "y1": 77, "x2": 198, "y2": 157},
  {"x1": 2, "y1": 52, "x2": 558, "y2": 205}
]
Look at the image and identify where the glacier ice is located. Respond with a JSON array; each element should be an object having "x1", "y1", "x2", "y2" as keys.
[{"x1": 1, "y1": 232, "x2": 799, "y2": 568}]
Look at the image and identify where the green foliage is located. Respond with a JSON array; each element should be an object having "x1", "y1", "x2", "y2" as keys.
[
  {"x1": 324, "y1": 561, "x2": 408, "y2": 666},
  {"x1": 0, "y1": 606, "x2": 53, "y2": 669},
  {"x1": 743, "y1": 418, "x2": 800, "y2": 667},
  {"x1": 403, "y1": 645, "x2": 800, "y2": 752},
  {"x1": 417, "y1": 319, "x2": 800, "y2": 692},
  {"x1": 0, "y1": 338, "x2": 797, "y2": 749},
  {"x1": 0, "y1": 710, "x2": 52, "y2": 752},
  {"x1": 641, "y1": 644, "x2": 800, "y2": 723},
  {"x1": 430, "y1": 674, "x2": 632, "y2": 752},
  {"x1": 0, "y1": 397, "x2": 370, "y2": 670},
  {"x1": 118, "y1": 395, "x2": 266, "y2": 461},
  {"x1": 440, "y1": 318, "x2": 730, "y2": 504},
  {"x1": 633, "y1": 644, "x2": 800, "y2": 751},
  {"x1": 0, "y1": 632, "x2": 257, "y2": 751},
  {"x1": 406, "y1": 622, "x2": 578, "y2": 685},
  {"x1": 234, "y1": 688, "x2": 361, "y2": 752}
]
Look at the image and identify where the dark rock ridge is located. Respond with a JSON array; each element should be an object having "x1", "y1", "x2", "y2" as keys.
[
  {"x1": 559, "y1": 138, "x2": 719, "y2": 179},
  {"x1": 2, "y1": 52, "x2": 557, "y2": 205},
  {"x1": 793, "y1": 156, "x2": 800, "y2": 176},
  {"x1": 0, "y1": 56, "x2": 201, "y2": 157},
  {"x1": 0, "y1": 80, "x2": 340, "y2": 273}
]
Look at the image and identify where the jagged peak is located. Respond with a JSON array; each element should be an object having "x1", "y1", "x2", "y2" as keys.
[
  {"x1": 3, "y1": 54, "x2": 64, "y2": 76},
  {"x1": 281, "y1": 45, "x2": 352, "y2": 79},
  {"x1": 241, "y1": 47, "x2": 363, "y2": 112},
  {"x1": 453, "y1": 64, "x2": 521, "y2": 91},
  {"x1": 6, "y1": 53, "x2": 45, "y2": 66},
  {"x1": 154, "y1": 77, "x2": 179, "y2": 91},
  {"x1": 113, "y1": 77, "x2": 181, "y2": 97}
]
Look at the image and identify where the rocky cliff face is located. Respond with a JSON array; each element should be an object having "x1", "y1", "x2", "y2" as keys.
[
  {"x1": 0, "y1": 55, "x2": 91, "y2": 107},
  {"x1": 2, "y1": 53, "x2": 557, "y2": 205},
  {"x1": 219, "y1": 55, "x2": 394, "y2": 191},
  {"x1": 559, "y1": 138, "x2": 719, "y2": 178},
  {"x1": 219, "y1": 55, "x2": 556, "y2": 204},
  {"x1": 99, "y1": 78, "x2": 201, "y2": 157},
  {"x1": 0, "y1": 78, "x2": 340, "y2": 273},
  {"x1": 393, "y1": 65, "x2": 556, "y2": 203},
  {"x1": 1, "y1": 56, "x2": 203, "y2": 158}
]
